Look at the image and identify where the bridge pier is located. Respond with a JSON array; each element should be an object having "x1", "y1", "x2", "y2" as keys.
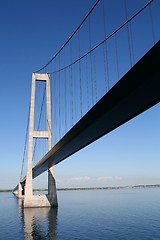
[
  {"x1": 13, "y1": 183, "x2": 24, "y2": 198},
  {"x1": 24, "y1": 165, "x2": 58, "y2": 208},
  {"x1": 18, "y1": 183, "x2": 24, "y2": 199}
]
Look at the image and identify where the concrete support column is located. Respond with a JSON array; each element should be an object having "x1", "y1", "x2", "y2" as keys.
[
  {"x1": 46, "y1": 73, "x2": 52, "y2": 151},
  {"x1": 48, "y1": 166, "x2": 58, "y2": 207},
  {"x1": 24, "y1": 74, "x2": 35, "y2": 207},
  {"x1": 18, "y1": 183, "x2": 23, "y2": 199}
]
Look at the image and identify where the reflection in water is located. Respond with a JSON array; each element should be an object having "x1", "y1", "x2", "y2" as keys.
[{"x1": 19, "y1": 200, "x2": 58, "y2": 240}]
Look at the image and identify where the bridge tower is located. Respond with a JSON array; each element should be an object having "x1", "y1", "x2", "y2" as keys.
[{"x1": 24, "y1": 73, "x2": 58, "y2": 208}]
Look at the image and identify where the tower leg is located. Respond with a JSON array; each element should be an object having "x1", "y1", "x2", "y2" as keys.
[
  {"x1": 48, "y1": 166, "x2": 58, "y2": 207},
  {"x1": 18, "y1": 183, "x2": 23, "y2": 199}
]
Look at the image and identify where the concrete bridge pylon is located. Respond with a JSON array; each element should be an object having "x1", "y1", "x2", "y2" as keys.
[{"x1": 20, "y1": 73, "x2": 58, "y2": 208}]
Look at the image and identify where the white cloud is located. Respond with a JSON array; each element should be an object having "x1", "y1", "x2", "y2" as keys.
[
  {"x1": 57, "y1": 176, "x2": 122, "y2": 182},
  {"x1": 97, "y1": 176, "x2": 122, "y2": 181},
  {"x1": 70, "y1": 176, "x2": 91, "y2": 181}
]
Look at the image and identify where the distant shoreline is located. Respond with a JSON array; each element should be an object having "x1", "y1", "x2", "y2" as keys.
[
  {"x1": 57, "y1": 184, "x2": 160, "y2": 191},
  {"x1": 1, "y1": 184, "x2": 160, "y2": 192}
]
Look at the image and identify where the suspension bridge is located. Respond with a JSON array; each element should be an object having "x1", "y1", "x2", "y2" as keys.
[{"x1": 13, "y1": 0, "x2": 160, "y2": 207}]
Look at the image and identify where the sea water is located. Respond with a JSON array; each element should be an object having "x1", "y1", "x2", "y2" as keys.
[{"x1": 1, "y1": 187, "x2": 160, "y2": 239}]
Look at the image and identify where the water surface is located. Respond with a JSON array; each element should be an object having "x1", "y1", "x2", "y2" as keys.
[{"x1": 1, "y1": 187, "x2": 160, "y2": 239}]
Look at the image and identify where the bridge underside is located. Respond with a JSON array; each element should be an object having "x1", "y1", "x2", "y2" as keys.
[{"x1": 21, "y1": 40, "x2": 160, "y2": 184}]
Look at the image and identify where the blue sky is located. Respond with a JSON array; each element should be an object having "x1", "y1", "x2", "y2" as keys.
[{"x1": 0, "y1": 0, "x2": 159, "y2": 189}]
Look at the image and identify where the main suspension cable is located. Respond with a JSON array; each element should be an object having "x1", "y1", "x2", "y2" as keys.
[
  {"x1": 50, "y1": 0, "x2": 154, "y2": 75},
  {"x1": 35, "y1": 0, "x2": 101, "y2": 73}
]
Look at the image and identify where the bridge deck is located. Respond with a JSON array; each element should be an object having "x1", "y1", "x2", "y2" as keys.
[{"x1": 21, "y1": 40, "x2": 160, "y2": 182}]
